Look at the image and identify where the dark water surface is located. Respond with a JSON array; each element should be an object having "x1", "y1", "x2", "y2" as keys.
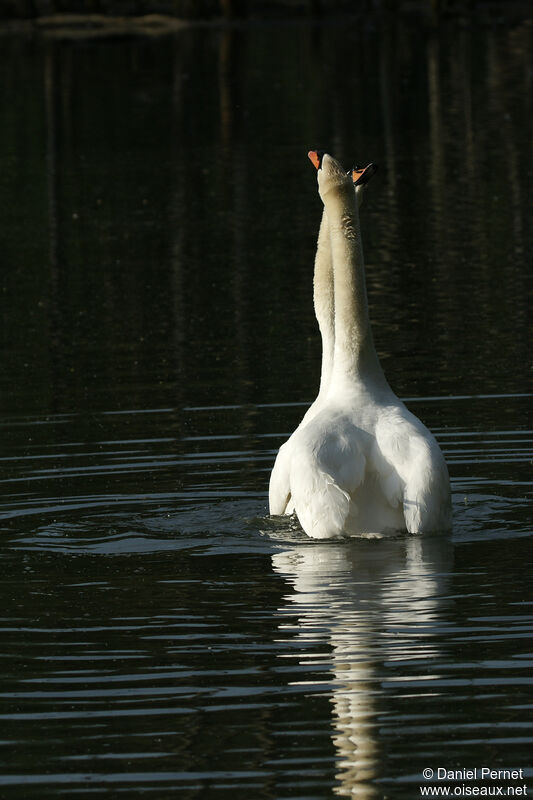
[{"x1": 1, "y1": 13, "x2": 532, "y2": 799}]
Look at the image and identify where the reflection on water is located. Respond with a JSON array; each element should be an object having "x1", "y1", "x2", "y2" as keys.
[{"x1": 273, "y1": 537, "x2": 453, "y2": 797}]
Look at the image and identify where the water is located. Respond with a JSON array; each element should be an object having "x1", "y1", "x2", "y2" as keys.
[{"x1": 1, "y1": 11, "x2": 532, "y2": 799}]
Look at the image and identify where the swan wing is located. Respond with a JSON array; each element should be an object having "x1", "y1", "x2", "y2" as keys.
[
  {"x1": 402, "y1": 444, "x2": 451, "y2": 533},
  {"x1": 289, "y1": 420, "x2": 367, "y2": 539},
  {"x1": 291, "y1": 464, "x2": 351, "y2": 539},
  {"x1": 269, "y1": 440, "x2": 292, "y2": 515},
  {"x1": 375, "y1": 408, "x2": 451, "y2": 534}
]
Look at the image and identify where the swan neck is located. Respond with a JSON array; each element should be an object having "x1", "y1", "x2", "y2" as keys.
[
  {"x1": 324, "y1": 187, "x2": 385, "y2": 386},
  {"x1": 313, "y1": 209, "x2": 335, "y2": 395}
]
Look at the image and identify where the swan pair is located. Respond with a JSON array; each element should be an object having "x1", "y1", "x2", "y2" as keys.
[{"x1": 269, "y1": 152, "x2": 451, "y2": 538}]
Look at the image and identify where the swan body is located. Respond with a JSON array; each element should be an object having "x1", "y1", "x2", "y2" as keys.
[{"x1": 269, "y1": 153, "x2": 451, "y2": 538}]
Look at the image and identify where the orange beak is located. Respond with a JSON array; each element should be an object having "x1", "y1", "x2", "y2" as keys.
[
  {"x1": 351, "y1": 163, "x2": 377, "y2": 186},
  {"x1": 308, "y1": 150, "x2": 321, "y2": 170}
]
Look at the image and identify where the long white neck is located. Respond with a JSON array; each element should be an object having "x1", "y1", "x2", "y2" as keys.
[
  {"x1": 313, "y1": 209, "x2": 335, "y2": 400},
  {"x1": 324, "y1": 185, "x2": 387, "y2": 391}
]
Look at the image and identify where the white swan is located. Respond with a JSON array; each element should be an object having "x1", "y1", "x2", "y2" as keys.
[{"x1": 269, "y1": 152, "x2": 451, "y2": 538}]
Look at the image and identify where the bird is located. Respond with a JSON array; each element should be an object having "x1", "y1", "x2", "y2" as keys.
[{"x1": 269, "y1": 152, "x2": 451, "y2": 538}]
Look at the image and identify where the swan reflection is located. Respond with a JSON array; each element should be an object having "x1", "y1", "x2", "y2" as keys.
[{"x1": 272, "y1": 536, "x2": 453, "y2": 798}]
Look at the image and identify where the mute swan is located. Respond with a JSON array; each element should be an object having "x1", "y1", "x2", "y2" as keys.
[{"x1": 269, "y1": 152, "x2": 451, "y2": 538}]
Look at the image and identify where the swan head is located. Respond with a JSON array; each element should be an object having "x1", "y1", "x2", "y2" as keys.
[
  {"x1": 352, "y1": 162, "x2": 378, "y2": 208},
  {"x1": 308, "y1": 151, "x2": 377, "y2": 206},
  {"x1": 310, "y1": 152, "x2": 352, "y2": 201}
]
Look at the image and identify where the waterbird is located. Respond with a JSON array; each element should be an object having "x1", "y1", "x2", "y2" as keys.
[{"x1": 269, "y1": 152, "x2": 451, "y2": 538}]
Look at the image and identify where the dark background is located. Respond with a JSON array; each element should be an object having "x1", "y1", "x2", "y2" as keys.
[{"x1": 0, "y1": 7, "x2": 532, "y2": 799}]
